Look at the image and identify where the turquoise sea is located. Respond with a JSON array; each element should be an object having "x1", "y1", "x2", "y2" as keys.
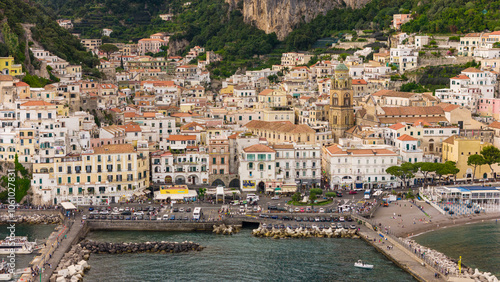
[{"x1": 415, "y1": 220, "x2": 500, "y2": 277}]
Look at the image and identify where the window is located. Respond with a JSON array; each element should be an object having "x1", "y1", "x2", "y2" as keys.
[
  {"x1": 212, "y1": 158, "x2": 216, "y2": 164},
  {"x1": 259, "y1": 164, "x2": 264, "y2": 171},
  {"x1": 221, "y1": 157, "x2": 225, "y2": 164},
  {"x1": 248, "y1": 163, "x2": 254, "y2": 169}
]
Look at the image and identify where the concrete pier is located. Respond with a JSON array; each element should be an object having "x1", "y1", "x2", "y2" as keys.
[{"x1": 358, "y1": 226, "x2": 443, "y2": 282}]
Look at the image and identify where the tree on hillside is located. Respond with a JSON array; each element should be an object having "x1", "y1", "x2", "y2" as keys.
[
  {"x1": 467, "y1": 154, "x2": 485, "y2": 182},
  {"x1": 386, "y1": 162, "x2": 417, "y2": 189},
  {"x1": 480, "y1": 145, "x2": 500, "y2": 179},
  {"x1": 99, "y1": 44, "x2": 119, "y2": 59}
]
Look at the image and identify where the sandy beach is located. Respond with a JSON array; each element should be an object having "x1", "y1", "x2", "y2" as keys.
[{"x1": 371, "y1": 200, "x2": 500, "y2": 238}]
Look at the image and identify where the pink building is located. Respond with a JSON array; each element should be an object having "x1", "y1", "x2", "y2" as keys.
[
  {"x1": 392, "y1": 14, "x2": 412, "y2": 30},
  {"x1": 208, "y1": 137, "x2": 230, "y2": 176},
  {"x1": 478, "y1": 97, "x2": 500, "y2": 119}
]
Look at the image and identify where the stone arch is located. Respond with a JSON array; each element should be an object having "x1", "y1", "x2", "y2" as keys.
[
  {"x1": 229, "y1": 178, "x2": 240, "y2": 188},
  {"x1": 212, "y1": 179, "x2": 225, "y2": 187},
  {"x1": 175, "y1": 175, "x2": 186, "y2": 184},
  {"x1": 257, "y1": 181, "x2": 265, "y2": 193}
]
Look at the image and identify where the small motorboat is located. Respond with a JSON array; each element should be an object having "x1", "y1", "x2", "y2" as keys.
[{"x1": 354, "y1": 260, "x2": 373, "y2": 269}]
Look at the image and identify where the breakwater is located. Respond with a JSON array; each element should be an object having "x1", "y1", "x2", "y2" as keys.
[
  {"x1": 0, "y1": 213, "x2": 61, "y2": 224},
  {"x1": 52, "y1": 244, "x2": 91, "y2": 282},
  {"x1": 252, "y1": 226, "x2": 359, "y2": 239},
  {"x1": 80, "y1": 240, "x2": 205, "y2": 254},
  {"x1": 401, "y1": 238, "x2": 499, "y2": 281},
  {"x1": 212, "y1": 224, "x2": 240, "y2": 235}
]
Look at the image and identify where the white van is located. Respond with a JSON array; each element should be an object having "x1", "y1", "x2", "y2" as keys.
[
  {"x1": 162, "y1": 214, "x2": 169, "y2": 220},
  {"x1": 247, "y1": 194, "x2": 259, "y2": 202}
]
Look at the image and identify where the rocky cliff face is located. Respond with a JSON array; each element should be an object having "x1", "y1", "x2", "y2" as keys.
[{"x1": 227, "y1": 0, "x2": 371, "y2": 40}]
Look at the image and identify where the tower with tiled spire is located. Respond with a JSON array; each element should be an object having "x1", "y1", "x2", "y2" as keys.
[{"x1": 329, "y1": 63, "x2": 354, "y2": 142}]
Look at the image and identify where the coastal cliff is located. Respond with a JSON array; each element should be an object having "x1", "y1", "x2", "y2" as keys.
[{"x1": 226, "y1": 0, "x2": 371, "y2": 40}]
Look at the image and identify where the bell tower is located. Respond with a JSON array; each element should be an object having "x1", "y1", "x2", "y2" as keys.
[{"x1": 329, "y1": 63, "x2": 354, "y2": 142}]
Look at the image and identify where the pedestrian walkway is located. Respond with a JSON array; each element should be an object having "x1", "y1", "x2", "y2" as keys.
[
  {"x1": 359, "y1": 226, "x2": 444, "y2": 282},
  {"x1": 19, "y1": 214, "x2": 84, "y2": 282}
]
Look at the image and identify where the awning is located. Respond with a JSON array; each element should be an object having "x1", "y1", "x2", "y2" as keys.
[
  {"x1": 60, "y1": 202, "x2": 77, "y2": 210},
  {"x1": 275, "y1": 188, "x2": 281, "y2": 191},
  {"x1": 281, "y1": 184, "x2": 297, "y2": 193}
]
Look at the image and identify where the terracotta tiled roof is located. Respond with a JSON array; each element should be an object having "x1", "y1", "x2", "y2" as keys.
[
  {"x1": 21, "y1": 101, "x2": 55, "y2": 107},
  {"x1": 258, "y1": 89, "x2": 274, "y2": 96},
  {"x1": 180, "y1": 122, "x2": 204, "y2": 130},
  {"x1": 352, "y1": 79, "x2": 367, "y2": 85},
  {"x1": 488, "y1": 121, "x2": 500, "y2": 129},
  {"x1": 462, "y1": 67, "x2": 483, "y2": 73},
  {"x1": 167, "y1": 135, "x2": 196, "y2": 141},
  {"x1": 243, "y1": 144, "x2": 275, "y2": 153},
  {"x1": 272, "y1": 144, "x2": 294, "y2": 149},
  {"x1": 171, "y1": 113, "x2": 193, "y2": 117},
  {"x1": 15, "y1": 82, "x2": 29, "y2": 87},
  {"x1": 245, "y1": 120, "x2": 315, "y2": 134},
  {"x1": 372, "y1": 90, "x2": 415, "y2": 98},
  {"x1": 443, "y1": 135, "x2": 455, "y2": 144},
  {"x1": 397, "y1": 134, "x2": 417, "y2": 141},
  {"x1": 451, "y1": 74, "x2": 470, "y2": 80},
  {"x1": 0, "y1": 75, "x2": 14, "y2": 81},
  {"x1": 93, "y1": 144, "x2": 135, "y2": 154},
  {"x1": 380, "y1": 106, "x2": 444, "y2": 116},
  {"x1": 143, "y1": 112, "x2": 157, "y2": 118},
  {"x1": 437, "y1": 103, "x2": 460, "y2": 112},
  {"x1": 120, "y1": 122, "x2": 141, "y2": 132},
  {"x1": 389, "y1": 123, "x2": 406, "y2": 130}
]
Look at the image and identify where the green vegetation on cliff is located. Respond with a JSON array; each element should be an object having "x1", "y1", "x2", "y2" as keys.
[{"x1": 0, "y1": 0, "x2": 99, "y2": 73}]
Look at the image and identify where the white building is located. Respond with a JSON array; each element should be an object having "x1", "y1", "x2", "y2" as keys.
[
  {"x1": 239, "y1": 144, "x2": 276, "y2": 192},
  {"x1": 322, "y1": 144, "x2": 399, "y2": 190}
]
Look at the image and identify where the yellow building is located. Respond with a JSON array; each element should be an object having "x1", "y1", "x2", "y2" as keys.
[
  {"x1": 220, "y1": 85, "x2": 234, "y2": 96},
  {"x1": 32, "y1": 144, "x2": 150, "y2": 205},
  {"x1": 17, "y1": 127, "x2": 36, "y2": 163},
  {"x1": 245, "y1": 120, "x2": 316, "y2": 145},
  {"x1": 258, "y1": 89, "x2": 287, "y2": 109},
  {"x1": 442, "y1": 136, "x2": 499, "y2": 180},
  {"x1": 0, "y1": 57, "x2": 22, "y2": 75}
]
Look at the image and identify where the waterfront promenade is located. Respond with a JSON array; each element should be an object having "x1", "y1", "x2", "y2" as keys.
[
  {"x1": 358, "y1": 225, "x2": 443, "y2": 282},
  {"x1": 18, "y1": 213, "x2": 84, "y2": 282}
]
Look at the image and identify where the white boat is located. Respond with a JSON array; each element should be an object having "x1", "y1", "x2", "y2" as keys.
[
  {"x1": 0, "y1": 260, "x2": 13, "y2": 281},
  {"x1": 354, "y1": 260, "x2": 374, "y2": 269},
  {"x1": 0, "y1": 236, "x2": 36, "y2": 255}
]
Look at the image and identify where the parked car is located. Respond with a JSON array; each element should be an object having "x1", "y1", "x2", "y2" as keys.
[
  {"x1": 319, "y1": 208, "x2": 325, "y2": 213},
  {"x1": 179, "y1": 208, "x2": 185, "y2": 212},
  {"x1": 82, "y1": 215, "x2": 87, "y2": 220},
  {"x1": 339, "y1": 217, "x2": 345, "y2": 222},
  {"x1": 186, "y1": 207, "x2": 192, "y2": 212},
  {"x1": 271, "y1": 196, "x2": 280, "y2": 200},
  {"x1": 349, "y1": 190, "x2": 357, "y2": 194},
  {"x1": 337, "y1": 192, "x2": 343, "y2": 197},
  {"x1": 134, "y1": 211, "x2": 144, "y2": 216},
  {"x1": 88, "y1": 207, "x2": 94, "y2": 211},
  {"x1": 173, "y1": 208, "x2": 179, "y2": 212}
]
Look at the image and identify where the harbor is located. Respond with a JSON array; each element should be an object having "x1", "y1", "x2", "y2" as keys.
[{"x1": 1, "y1": 198, "x2": 499, "y2": 282}]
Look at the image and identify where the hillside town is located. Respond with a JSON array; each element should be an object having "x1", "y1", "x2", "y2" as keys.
[
  {"x1": 3, "y1": 2, "x2": 500, "y2": 282},
  {"x1": 0, "y1": 16, "x2": 500, "y2": 208}
]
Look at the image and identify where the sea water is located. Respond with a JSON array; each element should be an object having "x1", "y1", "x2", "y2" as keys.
[
  {"x1": 416, "y1": 220, "x2": 500, "y2": 277},
  {"x1": 83, "y1": 229, "x2": 415, "y2": 281}
]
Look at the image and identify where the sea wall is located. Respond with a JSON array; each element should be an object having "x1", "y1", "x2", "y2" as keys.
[{"x1": 87, "y1": 220, "x2": 216, "y2": 231}]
